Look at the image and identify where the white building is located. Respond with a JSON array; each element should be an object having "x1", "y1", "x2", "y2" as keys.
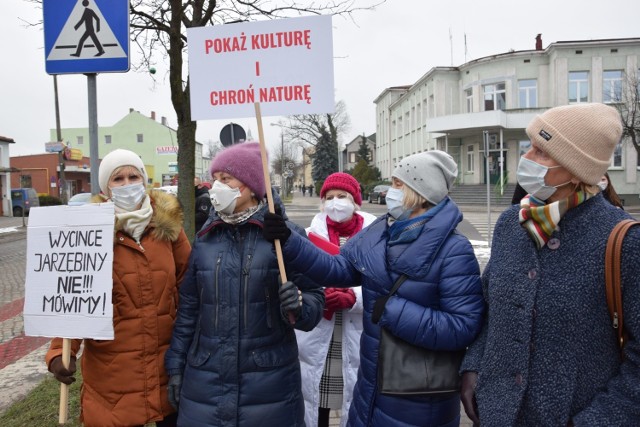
[
  {"x1": 374, "y1": 37, "x2": 640, "y2": 203},
  {"x1": 0, "y1": 136, "x2": 16, "y2": 216}
]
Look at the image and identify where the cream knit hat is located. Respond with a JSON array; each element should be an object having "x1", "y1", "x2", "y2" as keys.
[
  {"x1": 98, "y1": 149, "x2": 148, "y2": 194},
  {"x1": 525, "y1": 103, "x2": 622, "y2": 185},
  {"x1": 392, "y1": 150, "x2": 457, "y2": 205}
]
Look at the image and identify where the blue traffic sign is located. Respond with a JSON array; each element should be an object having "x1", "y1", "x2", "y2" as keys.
[{"x1": 43, "y1": 0, "x2": 129, "y2": 74}]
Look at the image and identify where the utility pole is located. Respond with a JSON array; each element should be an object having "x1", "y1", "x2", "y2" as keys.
[{"x1": 53, "y1": 75, "x2": 67, "y2": 203}]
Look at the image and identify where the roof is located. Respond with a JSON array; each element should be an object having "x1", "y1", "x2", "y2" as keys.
[{"x1": 0, "y1": 135, "x2": 16, "y2": 143}]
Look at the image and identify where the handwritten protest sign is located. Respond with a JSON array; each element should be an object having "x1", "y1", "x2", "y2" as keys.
[
  {"x1": 188, "y1": 14, "x2": 334, "y2": 120},
  {"x1": 24, "y1": 204, "x2": 115, "y2": 340}
]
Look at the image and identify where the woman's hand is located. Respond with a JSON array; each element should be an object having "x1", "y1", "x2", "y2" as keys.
[
  {"x1": 461, "y1": 371, "x2": 480, "y2": 425},
  {"x1": 49, "y1": 355, "x2": 77, "y2": 385},
  {"x1": 263, "y1": 209, "x2": 291, "y2": 244},
  {"x1": 167, "y1": 374, "x2": 182, "y2": 410},
  {"x1": 279, "y1": 280, "x2": 302, "y2": 321}
]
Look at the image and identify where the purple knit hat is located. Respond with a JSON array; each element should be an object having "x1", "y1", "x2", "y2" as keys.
[{"x1": 209, "y1": 143, "x2": 266, "y2": 198}]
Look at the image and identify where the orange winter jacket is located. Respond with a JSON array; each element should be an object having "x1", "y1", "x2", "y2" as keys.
[{"x1": 46, "y1": 190, "x2": 191, "y2": 427}]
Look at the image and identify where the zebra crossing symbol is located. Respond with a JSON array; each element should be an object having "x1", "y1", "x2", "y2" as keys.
[{"x1": 43, "y1": 0, "x2": 129, "y2": 74}]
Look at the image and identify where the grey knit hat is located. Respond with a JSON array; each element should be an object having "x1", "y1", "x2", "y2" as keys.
[
  {"x1": 392, "y1": 150, "x2": 457, "y2": 204},
  {"x1": 526, "y1": 103, "x2": 622, "y2": 185}
]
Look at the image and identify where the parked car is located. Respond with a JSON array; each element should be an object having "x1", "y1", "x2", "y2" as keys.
[
  {"x1": 11, "y1": 188, "x2": 40, "y2": 217},
  {"x1": 368, "y1": 185, "x2": 390, "y2": 204},
  {"x1": 157, "y1": 185, "x2": 178, "y2": 196},
  {"x1": 67, "y1": 192, "x2": 93, "y2": 206}
]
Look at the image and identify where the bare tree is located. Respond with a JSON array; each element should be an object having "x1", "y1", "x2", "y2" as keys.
[
  {"x1": 127, "y1": 2, "x2": 381, "y2": 238},
  {"x1": 278, "y1": 100, "x2": 350, "y2": 190},
  {"x1": 280, "y1": 100, "x2": 350, "y2": 147},
  {"x1": 206, "y1": 139, "x2": 223, "y2": 159},
  {"x1": 615, "y1": 70, "x2": 640, "y2": 157}
]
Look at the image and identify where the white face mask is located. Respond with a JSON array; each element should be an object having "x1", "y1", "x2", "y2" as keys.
[
  {"x1": 324, "y1": 198, "x2": 356, "y2": 223},
  {"x1": 385, "y1": 187, "x2": 411, "y2": 220},
  {"x1": 209, "y1": 180, "x2": 241, "y2": 214},
  {"x1": 110, "y1": 183, "x2": 146, "y2": 211},
  {"x1": 516, "y1": 157, "x2": 570, "y2": 201},
  {"x1": 597, "y1": 179, "x2": 608, "y2": 191}
]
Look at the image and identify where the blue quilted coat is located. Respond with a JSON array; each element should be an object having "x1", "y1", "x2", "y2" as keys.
[
  {"x1": 165, "y1": 203, "x2": 324, "y2": 426},
  {"x1": 281, "y1": 197, "x2": 485, "y2": 426}
]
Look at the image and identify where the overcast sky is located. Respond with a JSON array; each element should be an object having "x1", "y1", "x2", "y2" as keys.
[{"x1": 2, "y1": 0, "x2": 639, "y2": 159}]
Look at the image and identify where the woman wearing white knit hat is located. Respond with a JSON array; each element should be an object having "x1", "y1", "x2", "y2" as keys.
[
  {"x1": 45, "y1": 148, "x2": 191, "y2": 427},
  {"x1": 461, "y1": 103, "x2": 640, "y2": 425}
]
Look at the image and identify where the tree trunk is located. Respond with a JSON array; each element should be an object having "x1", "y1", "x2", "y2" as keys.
[{"x1": 169, "y1": 0, "x2": 196, "y2": 240}]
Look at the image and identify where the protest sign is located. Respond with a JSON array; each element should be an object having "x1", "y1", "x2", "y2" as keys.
[
  {"x1": 23, "y1": 204, "x2": 115, "y2": 340},
  {"x1": 188, "y1": 14, "x2": 334, "y2": 120}
]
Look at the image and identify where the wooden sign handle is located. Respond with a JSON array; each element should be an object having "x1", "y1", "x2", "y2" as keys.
[{"x1": 254, "y1": 102, "x2": 295, "y2": 325}]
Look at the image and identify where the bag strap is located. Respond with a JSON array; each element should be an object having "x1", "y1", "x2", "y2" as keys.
[
  {"x1": 605, "y1": 219, "x2": 639, "y2": 355},
  {"x1": 388, "y1": 274, "x2": 409, "y2": 298}
]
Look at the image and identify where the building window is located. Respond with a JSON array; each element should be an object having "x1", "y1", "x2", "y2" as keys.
[
  {"x1": 77, "y1": 136, "x2": 83, "y2": 145},
  {"x1": 466, "y1": 145, "x2": 475, "y2": 172},
  {"x1": 603, "y1": 70, "x2": 623, "y2": 103},
  {"x1": 137, "y1": 133, "x2": 144, "y2": 143},
  {"x1": 518, "y1": 79, "x2": 537, "y2": 108},
  {"x1": 465, "y1": 88, "x2": 473, "y2": 113},
  {"x1": 610, "y1": 141, "x2": 623, "y2": 168},
  {"x1": 429, "y1": 94, "x2": 435, "y2": 117},
  {"x1": 349, "y1": 152, "x2": 356, "y2": 163},
  {"x1": 104, "y1": 135, "x2": 112, "y2": 144},
  {"x1": 483, "y1": 83, "x2": 506, "y2": 111},
  {"x1": 20, "y1": 175, "x2": 32, "y2": 188},
  {"x1": 569, "y1": 71, "x2": 589, "y2": 103}
]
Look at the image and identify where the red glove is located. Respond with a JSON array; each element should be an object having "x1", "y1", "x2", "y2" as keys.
[{"x1": 323, "y1": 288, "x2": 356, "y2": 320}]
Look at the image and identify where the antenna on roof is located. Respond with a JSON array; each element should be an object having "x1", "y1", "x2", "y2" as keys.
[
  {"x1": 464, "y1": 33, "x2": 468, "y2": 63},
  {"x1": 449, "y1": 27, "x2": 454, "y2": 66}
]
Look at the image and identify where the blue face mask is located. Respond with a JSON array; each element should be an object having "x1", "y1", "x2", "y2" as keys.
[
  {"x1": 385, "y1": 187, "x2": 411, "y2": 220},
  {"x1": 516, "y1": 157, "x2": 570, "y2": 201}
]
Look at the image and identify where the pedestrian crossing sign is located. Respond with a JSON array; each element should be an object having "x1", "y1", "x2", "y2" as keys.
[{"x1": 43, "y1": 0, "x2": 129, "y2": 74}]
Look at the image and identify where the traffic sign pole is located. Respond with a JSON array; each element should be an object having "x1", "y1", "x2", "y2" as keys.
[{"x1": 87, "y1": 74, "x2": 100, "y2": 196}]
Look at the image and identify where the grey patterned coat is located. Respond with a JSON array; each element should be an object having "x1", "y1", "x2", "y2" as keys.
[{"x1": 461, "y1": 194, "x2": 640, "y2": 426}]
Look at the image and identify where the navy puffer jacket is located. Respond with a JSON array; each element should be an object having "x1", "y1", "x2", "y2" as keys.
[
  {"x1": 165, "y1": 203, "x2": 324, "y2": 427},
  {"x1": 280, "y1": 198, "x2": 485, "y2": 426}
]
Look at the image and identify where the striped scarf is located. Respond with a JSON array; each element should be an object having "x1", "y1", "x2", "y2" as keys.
[{"x1": 519, "y1": 191, "x2": 591, "y2": 249}]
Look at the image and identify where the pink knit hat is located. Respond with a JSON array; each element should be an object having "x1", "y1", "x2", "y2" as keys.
[
  {"x1": 526, "y1": 103, "x2": 622, "y2": 185},
  {"x1": 209, "y1": 143, "x2": 266, "y2": 198},
  {"x1": 320, "y1": 172, "x2": 362, "y2": 206}
]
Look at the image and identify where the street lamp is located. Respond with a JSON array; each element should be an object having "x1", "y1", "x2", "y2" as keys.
[{"x1": 270, "y1": 123, "x2": 286, "y2": 197}]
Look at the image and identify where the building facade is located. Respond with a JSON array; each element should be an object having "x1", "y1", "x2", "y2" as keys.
[
  {"x1": 375, "y1": 37, "x2": 640, "y2": 203},
  {"x1": 49, "y1": 109, "x2": 205, "y2": 188},
  {"x1": 10, "y1": 153, "x2": 92, "y2": 198},
  {"x1": 342, "y1": 133, "x2": 376, "y2": 172}
]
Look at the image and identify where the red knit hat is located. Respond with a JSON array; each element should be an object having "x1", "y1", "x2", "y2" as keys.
[{"x1": 320, "y1": 172, "x2": 362, "y2": 206}]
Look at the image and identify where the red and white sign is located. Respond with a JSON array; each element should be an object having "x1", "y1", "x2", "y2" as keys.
[
  {"x1": 156, "y1": 146, "x2": 179, "y2": 155},
  {"x1": 187, "y1": 15, "x2": 334, "y2": 120}
]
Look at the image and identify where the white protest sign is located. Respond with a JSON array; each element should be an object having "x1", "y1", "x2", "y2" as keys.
[
  {"x1": 188, "y1": 14, "x2": 334, "y2": 120},
  {"x1": 24, "y1": 204, "x2": 115, "y2": 340}
]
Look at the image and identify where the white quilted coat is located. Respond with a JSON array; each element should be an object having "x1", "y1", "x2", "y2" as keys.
[{"x1": 296, "y1": 210, "x2": 377, "y2": 427}]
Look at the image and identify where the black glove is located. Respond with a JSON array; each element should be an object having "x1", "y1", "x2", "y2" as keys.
[
  {"x1": 263, "y1": 208, "x2": 291, "y2": 244},
  {"x1": 461, "y1": 371, "x2": 480, "y2": 426},
  {"x1": 371, "y1": 296, "x2": 390, "y2": 324},
  {"x1": 49, "y1": 355, "x2": 77, "y2": 385},
  {"x1": 279, "y1": 280, "x2": 302, "y2": 321},
  {"x1": 167, "y1": 374, "x2": 183, "y2": 410}
]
